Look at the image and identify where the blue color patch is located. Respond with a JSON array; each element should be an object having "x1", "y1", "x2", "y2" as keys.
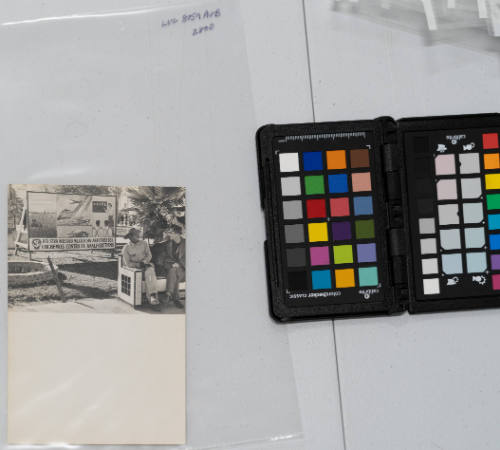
[
  {"x1": 489, "y1": 214, "x2": 500, "y2": 230},
  {"x1": 490, "y1": 234, "x2": 500, "y2": 250},
  {"x1": 328, "y1": 174, "x2": 348, "y2": 194},
  {"x1": 353, "y1": 196, "x2": 373, "y2": 216},
  {"x1": 311, "y1": 269, "x2": 332, "y2": 290},
  {"x1": 357, "y1": 243, "x2": 377, "y2": 263},
  {"x1": 303, "y1": 152, "x2": 323, "y2": 171}
]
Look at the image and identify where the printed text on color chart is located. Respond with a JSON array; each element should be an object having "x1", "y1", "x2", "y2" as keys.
[{"x1": 161, "y1": 8, "x2": 221, "y2": 37}]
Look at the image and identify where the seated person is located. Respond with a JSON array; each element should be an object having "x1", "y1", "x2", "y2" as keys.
[
  {"x1": 151, "y1": 230, "x2": 185, "y2": 307},
  {"x1": 122, "y1": 228, "x2": 160, "y2": 310},
  {"x1": 166, "y1": 231, "x2": 185, "y2": 307}
]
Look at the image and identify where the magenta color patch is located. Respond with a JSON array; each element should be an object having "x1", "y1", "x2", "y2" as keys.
[
  {"x1": 310, "y1": 246, "x2": 330, "y2": 266},
  {"x1": 493, "y1": 274, "x2": 500, "y2": 290}
]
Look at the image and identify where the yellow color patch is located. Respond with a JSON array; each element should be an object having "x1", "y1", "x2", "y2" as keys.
[
  {"x1": 335, "y1": 268, "x2": 355, "y2": 288},
  {"x1": 484, "y1": 153, "x2": 500, "y2": 170},
  {"x1": 308, "y1": 222, "x2": 328, "y2": 242},
  {"x1": 485, "y1": 173, "x2": 500, "y2": 190}
]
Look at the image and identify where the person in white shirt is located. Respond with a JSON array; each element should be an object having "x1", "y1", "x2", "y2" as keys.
[
  {"x1": 104, "y1": 220, "x2": 114, "y2": 237},
  {"x1": 122, "y1": 228, "x2": 160, "y2": 310},
  {"x1": 92, "y1": 220, "x2": 106, "y2": 237},
  {"x1": 104, "y1": 220, "x2": 115, "y2": 257}
]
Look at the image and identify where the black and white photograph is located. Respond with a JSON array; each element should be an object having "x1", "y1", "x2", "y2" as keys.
[{"x1": 8, "y1": 184, "x2": 186, "y2": 314}]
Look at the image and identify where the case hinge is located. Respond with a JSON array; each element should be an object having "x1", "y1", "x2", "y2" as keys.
[
  {"x1": 383, "y1": 143, "x2": 400, "y2": 173},
  {"x1": 378, "y1": 121, "x2": 408, "y2": 308}
]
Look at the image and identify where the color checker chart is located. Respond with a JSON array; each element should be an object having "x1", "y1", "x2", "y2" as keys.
[
  {"x1": 275, "y1": 131, "x2": 386, "y2": 305},
  {"x1": 405, "y1": 127, "x2": 500, "y2": 301},
  {"x1": 259, "y1": 114, "x2": 500, "y2": 320}
]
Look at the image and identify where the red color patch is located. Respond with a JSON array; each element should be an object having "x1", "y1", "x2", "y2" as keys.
[
  {"x1": 483, "y1": 133, "x2": 499, "y2": 150},
  {"x1": 306, "y1": 199, "x2": 326, "y2": 218},
  {"x1": 330, "y1": 197, "x2": 350, "y2": 217}
]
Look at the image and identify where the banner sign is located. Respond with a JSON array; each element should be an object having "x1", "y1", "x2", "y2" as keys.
[
  {"x1": 29, "y1": 237, "x2": 115, "y2": 251},
  {"x1": 27, "y1": 192, "x2": 116, "y2": 251}
]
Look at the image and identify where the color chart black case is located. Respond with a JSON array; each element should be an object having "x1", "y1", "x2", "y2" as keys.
[{"x1": 257, "y1": 113, "x2": 500, "y2": 321}]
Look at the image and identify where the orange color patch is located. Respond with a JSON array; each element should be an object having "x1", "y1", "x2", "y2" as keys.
[
  {"x1": 335, "y1": 268, "x2": 355, "y2": 288},
  {"x1": 326, "y1": 150, "x2": 346, "y2": 170},
  {"x1": 484, "y1": 153, "x2": 500, "y2": 170}
]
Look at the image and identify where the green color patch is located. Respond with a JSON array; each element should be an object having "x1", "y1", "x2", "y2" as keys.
[
  {"x1": 487, "y1": 194, "x2": 500, "y2": 211},
  {"x1": 304, "y1": 175, "x2": 325, "y2": 195},
  {"x1": 358, "y1": 266, "x2": 378, "y2": 287},
  {"x1": 333, "y1": 245, "x2": 353, "y2": 264},
  {"x1": 355, "y1": 219, "x2": 375, "y2": 239}
]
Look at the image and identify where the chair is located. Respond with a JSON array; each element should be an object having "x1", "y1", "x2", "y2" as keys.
[{"x1": 117, "y1": 256, "x2": 185, "y2": 307}]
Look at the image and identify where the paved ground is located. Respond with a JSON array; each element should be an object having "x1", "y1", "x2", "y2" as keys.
[{"x1": 8, "y1": 249, "x2": 185, "y2": 314}]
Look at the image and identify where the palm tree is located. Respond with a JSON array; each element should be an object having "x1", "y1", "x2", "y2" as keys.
[{"x1": 126, "y1": 186, "x2": 185, "y2": 239}]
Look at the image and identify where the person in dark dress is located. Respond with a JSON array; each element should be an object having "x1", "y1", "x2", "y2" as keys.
[
  {"x1": 165, "y1": 232, "x2": 185, "y2": 307},
  {"x1": 151, "y1": 230, "x2": 185, "y2": 308}
]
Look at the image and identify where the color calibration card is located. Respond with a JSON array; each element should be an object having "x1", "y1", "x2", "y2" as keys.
[
  {"x1": 405, "y1": 127, "x2": 500, "y2": 301},
  {"x1": 274, "y1": 132, "x2": 387, "y2": 306}
]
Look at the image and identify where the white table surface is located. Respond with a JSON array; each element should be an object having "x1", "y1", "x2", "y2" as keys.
[
  {"x1": 3, "y1": 0, "x2": 500, "y2": 449},
  {"x1": 305, "y1": 2, "x2": 500, "y2": 449},
  {"x1": 247, "y1": 1, "x2": 500, "y2": 449}
]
